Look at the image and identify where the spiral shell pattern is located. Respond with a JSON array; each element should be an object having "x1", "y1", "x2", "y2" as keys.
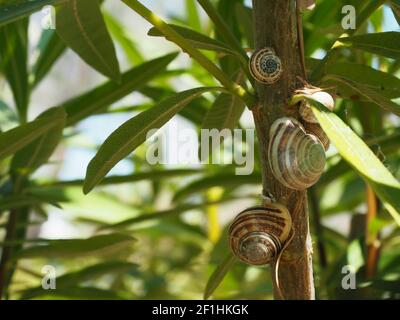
[
  {"x1": 304, "y1": 122, "x2": 330, "y2": 151},
  {"x1": 229, "y1": 204, "x2": 292, "y2": 265},
  {"x1": 249, "y1": 48, "x2": 283, "y2": 84},
  {"x1": 268, "y1": 117, "x2": 326, "y2": 190}
]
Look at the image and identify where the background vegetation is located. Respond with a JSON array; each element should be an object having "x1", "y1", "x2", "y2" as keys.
[{"x1": 0, "y1": 0, "x2": 399, "y2": 299}]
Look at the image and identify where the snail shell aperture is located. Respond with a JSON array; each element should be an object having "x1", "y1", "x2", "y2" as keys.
[
  {"x1": 229, "y1": 204, "x2": 292, "y2": 266},
  {"x1": 268, "y1": 117, "x2": 326, "y2": 190},
  {"x1": 249, "y1": 47, "x2": 283, "y2": 84}
]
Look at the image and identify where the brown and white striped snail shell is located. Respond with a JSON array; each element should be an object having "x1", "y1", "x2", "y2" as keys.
[
  {"x1": 304, "y1": 122, "x2": 330, "y2": 151},
  {"x1": 229, "y1": 203, "x2": 292, "y2": 265},
  {"x1": 249, "y1": 47, "x2": 283, "y2": 84},
  {"x1": 268, "y1": 117, "x2": 326, "y2": 190}
]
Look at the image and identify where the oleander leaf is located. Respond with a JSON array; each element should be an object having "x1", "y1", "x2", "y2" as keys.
[
  {"x1": 307, "y1": 59, "x2": 400, "y2": 100},
  {"x1": 338, "y1": 32, "x2": 400, "y2": 60},
  {"x1": 56, "y1": 0, "x2": 120, "y2": 81},
  {"x1": 204, "y1": 253, "x2": 236, "y2": 300},
  {"x1": 0, "y1": 110, "x2": 66, "y2": 161},
  {"x1": 294, "y1": 94, "x2": 400, "y2": 226},
  {"x1": 83, "y1": 87, "x2": 222, "y2": 193},
  {"x1": 0, "y1": 19, "x2": 29, "y2": 121},
  {"x1": 11, "y1": 107, "x2": 66, "y2": 176},
  {"x1": 325, "y1": 75, "x2": 400, "y2": 117},
  {"x1": 0, "y1": 0, "x2": 67, "y2": 26},
  {"x1": 148, "y1": 24, "x2": 236, "y2": 56},
  {"x1": 32, "y1": 29, "x2": 67, "y2": 87}
]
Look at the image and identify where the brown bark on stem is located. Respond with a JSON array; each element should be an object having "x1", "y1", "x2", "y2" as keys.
[{"x1": 251, "y1": 0, "x2": 315, "y2": 299}]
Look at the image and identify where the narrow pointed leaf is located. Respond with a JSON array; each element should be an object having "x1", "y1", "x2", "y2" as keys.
[
  {"x1": 63, "y1": 52, "x2": 178, "y2": 125},
  {"x1": 0, "y1": 0, "x2": 67, "y2": 26},
  {"x1": 307, "y1": 59, "x2": 400, "y2": 99},
  {"x1": 338, "y1": 32, "x2": 400, "y2": 60},
  {"x1": 0, "y1": 19, "x2": 29, "y2": 121},
  {"x1": 148, "y1": 24, "x2": 236, "y2": 56},
  {"x1": 56, "y1": 0, "x2": 120, "y2": 81},
  {"x1": 83, "y1": 87, "x2": 221, "y2": 193},
  {"x1": 11, "y1": 107, "x2": 66, "y2": 176},
  {"x1": 325, "y1": 75, "x2": 400, "y2": 117},
  {"x1": 0, "y1": 110, "x2": 66, "y2": 161},
  {"x1": 296, "y1": 94, "x2": 400, "y2": 226},
  {"x1": 204, "y1": 253, "x2": 236, "y2": 300},
  {"x1": 32, "y1": 29, "x2": 67, "y2": 87}
]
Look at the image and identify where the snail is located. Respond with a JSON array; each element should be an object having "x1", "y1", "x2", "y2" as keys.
[
  {"x1": 249, "y1": 47, "x2": 283, "y2": 84},
  {"x1": 229, "y1": 203, "x2": 292, "y2": 266},
  {"x1": 299, "y1": 91, "x2": 335, "y2": 124},
  {"x1": 268, "y1": 117, "x2": 326, "y2": 190},
  {"x1": 304, "y1": 122, "x2": 330, "y2": 151}
]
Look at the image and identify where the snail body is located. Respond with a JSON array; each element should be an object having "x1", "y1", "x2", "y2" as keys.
[
  {"x1": 268, "y1": 117, "x2": 326, "y2": 190},
  {"x1": 249, "y1": 47, "x2": 283, "y2": 84},
  {"x1": 229, "y1": 203, "x2": 292, "y2": 266}
]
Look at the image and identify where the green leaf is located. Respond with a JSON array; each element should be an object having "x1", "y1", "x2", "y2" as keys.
[
  {"x1": 12, "y1": 233, "x2": 136, "y2": 260},
  {"x1": 296, "y1": 94, "x2": 400, "y2": 226},
  {"x1": 83, "y1": 87, "x2": 221, "y2": 193},
  {"x1": 104, "y1": 13, "x2": 143, "y2": 65},
  {"x1": 62, "y1": 52, "x2": 178, "y2": 125},
  {"x1": 0, "y1": 109, "x2": 66, "y2": 161},
  {"x1": 204, "y1": 253, "x2": 236, "y2": 300},
  {"x1": 20, "y1": 261, "x2": 138, "y2": 299},
  {"x1": 56, "y1": 0, "x2": 120, "y2": 81},
  {"x1": 325, "y1": 75, "x2": 400, "y2": 117},
  {"x1": 148, "y1": 24, "x2": 237, "y2": 56},
  {"x1": 202, "y1": 93, "x2": 245, "y2": 130},
  {"x1": 185, "y1": 0, "x2": 201, "y2": 31},
  {"x1": 11, "y1": 107, "x2": 66, "y2": 176},
  {"x1": 0, "y1": 0, "x2": 67, "y2": 27},
  {"x1": 32, "y1": 29, "x2": 67, "y2": 87},
  {"x1": 338, "y1": 32, "x2": 400, "y2": 60},
  {"x1": 307, "y1": 59, "x2": 400, "y2": 100},
  {"x1": 0, "y1": 19, "x2": 29, "y2": 121}
]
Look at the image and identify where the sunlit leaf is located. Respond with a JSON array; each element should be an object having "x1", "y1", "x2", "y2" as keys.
[{"x1": 294, "y1": 94, "x2": 400, "y2": 226}]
